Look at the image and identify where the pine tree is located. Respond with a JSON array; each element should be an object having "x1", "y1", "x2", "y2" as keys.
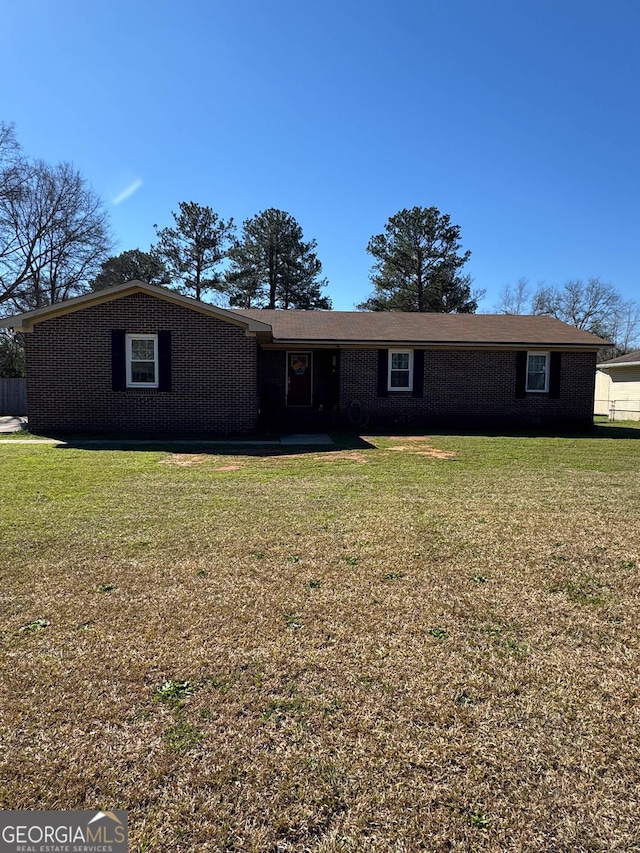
[
  {"x1": 358, "y1": 206, "x2": 478, "y2": 313},
  {"x1": 152, "y1": 201, "x2": 234, "y2": 301},
  {"x1": 227, "y1": 209, "x2": 330, "y2": 309},
  {"x1": 90, "y1": 249, "x2": 169, "y2": 289}
]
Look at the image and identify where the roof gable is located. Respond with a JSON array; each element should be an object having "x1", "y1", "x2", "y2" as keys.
[{"x1": 0, "y1": 280, "x2": 273, "y2": 334}]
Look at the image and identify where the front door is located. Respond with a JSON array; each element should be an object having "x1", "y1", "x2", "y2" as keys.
[{"x1": 287, "y1": 351, "x2": 312, "y2": 407}]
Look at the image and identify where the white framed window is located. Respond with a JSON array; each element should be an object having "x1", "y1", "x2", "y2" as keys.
[
  {"x1": 126, "y1": 334, "x2": 158, "y2": 388},
  {"x1": 388, "y1": 349, "x2": 413, "y2": 391},
  {"x1": 526, "y1": 351, "x2": 549, "y2": 392}
]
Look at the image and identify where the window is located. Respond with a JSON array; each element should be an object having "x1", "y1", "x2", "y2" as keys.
[
  {"x1": 526, "y1": 352, "x2": 549, "y2": 392},
  {"x1": 388, "y1": 349, "x2": 413, "y2": 391},
  {"x1": 126, "y1": 334, "x2": 158, "y2": 388}
]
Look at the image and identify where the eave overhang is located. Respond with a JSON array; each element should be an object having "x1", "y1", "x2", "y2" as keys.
[
  {"x1": 259, "y1": 339, "x2": 606, "y2": 351},
  {"x1": 598, "y1": 361, "x2": 640, "y2": 370}
]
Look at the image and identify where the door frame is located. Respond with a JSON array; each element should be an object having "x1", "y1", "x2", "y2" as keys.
[{"x1": 286, "y1": 350, "x2": 313, "y2": 407}]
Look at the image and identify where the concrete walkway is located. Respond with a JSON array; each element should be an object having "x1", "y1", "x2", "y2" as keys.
[{"x1": 280, "y1": 433, "x2": 333, "y2": 445}]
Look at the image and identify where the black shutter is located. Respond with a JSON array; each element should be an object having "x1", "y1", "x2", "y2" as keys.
[
  {"x1": 377, "y1": 349, "x2": 388, "y2": 397},
  {"x1": 412, "y1": 350, "x2": 424, "y2": 398},
  {"x1": 515, "y1": 350, "x2": 527, "y2": 398},
  {"x1": 158, "y1": 330, "x2": 172, "y2": 392},
  {"x1": 111, "y1": 330, "x2": 126, "y2": 391},
  {"x1": 549, "y1": 352, "x2": 561, "y2": 398}
]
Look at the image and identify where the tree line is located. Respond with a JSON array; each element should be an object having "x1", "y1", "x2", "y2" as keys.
[
  {"x1": 1, "y1": 121, "x2": 638, "y2": 377},
  {"x1": 93, "y1": 203, "x2": 482, "y2": 313},
  {"x1": 0, "y1": 123, "x2": 480, "y2": 316},
  {"x1": 494, "y1": 277, "x2": 640, "y2": 359},
  {"x1": 92, "y1": 204, "x2": 332, "y2": 310},
  {"x1": 0, "y1": 124, "x2": 332, "y2": 314}
]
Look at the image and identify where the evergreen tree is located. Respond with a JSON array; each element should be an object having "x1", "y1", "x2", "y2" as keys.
[
  {"x1": 358, "y1": 206, "x2": 478, "y2": 313},
  {"x1": 0, "y1": 330, "x2": 24, "y2": 377},
  {"x1": 227, "y1": 209, "x2": 330, "y2": 309},
  {"x1": 90, "y1": 249, "x2": 170, "y2": 289},
  {"x1": 152, "y1": 201, "x2": 234, "y2": 301}
]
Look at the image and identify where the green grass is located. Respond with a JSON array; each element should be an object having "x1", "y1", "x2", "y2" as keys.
[
  {"x1": 1, "y1": 429, "x2": 639, "y2": 851},
  {"x1": 0, "y1": 428, "x2": 42, "y2": 440}
]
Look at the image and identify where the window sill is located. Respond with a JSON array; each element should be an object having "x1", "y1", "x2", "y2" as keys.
[{"x1": 115, "y1": 388, "x2": 166, "y2": 395}]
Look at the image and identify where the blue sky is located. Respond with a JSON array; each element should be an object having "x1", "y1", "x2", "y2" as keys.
[{"x1": 3, "y1": 0, "x2": 639, "y2": 311}]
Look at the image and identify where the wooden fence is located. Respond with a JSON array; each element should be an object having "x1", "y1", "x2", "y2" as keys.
[{"x1": 0, "y1": 378, "x2": 27, "y2": 415}]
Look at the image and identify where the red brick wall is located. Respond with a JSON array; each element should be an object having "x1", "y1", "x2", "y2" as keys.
[
  {"x1": 339, "y1": 348, "x2": 596, "y2": 428},
  {"x1": 25, "y1": 292, "x2": 259, "y2": 435}
]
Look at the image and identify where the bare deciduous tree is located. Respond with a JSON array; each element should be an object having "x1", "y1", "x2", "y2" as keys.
[
  {"x1": 0, "y1": 122, "x2": 24, "y2": 199},
  {"x1": 531, "y1": 278, "x2": 623, "y2": 337},
  {"x1": 1, "y1": 128, "x2": 112, "y2": 312},
  {"x1": 495, "y1": 276, "x2": 640, "y2": 358},
  {"x1": 605, "y1": 300, "x2": 640, "y2": 357},
  {"x1": 494, "y1": 277, "x2": 531, "y2": 314}
]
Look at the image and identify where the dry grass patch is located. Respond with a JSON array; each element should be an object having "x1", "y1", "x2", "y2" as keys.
[
  {"x1": 378, "y1": 435, "x2": 457, "y2": 459},
  {"x1": 319, "y1": 451, "x2": 368, "y2": 463},
  {"x1": 161, "y1": 453, "x2": 246, "y2": 471},
  {"x1": 388, "y1": 445, "x2": 456, "y2": 459},
  {"x1": 161, "y1": 453, "x2": 209, "y2": 467},
  {"x1": 1, "y1": 432, "x2": 639, "y2": 851}
]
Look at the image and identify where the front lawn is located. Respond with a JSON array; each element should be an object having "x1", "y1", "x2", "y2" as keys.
[{"x1": 1, "y1": 430, "x2": 639, "y2": 852}]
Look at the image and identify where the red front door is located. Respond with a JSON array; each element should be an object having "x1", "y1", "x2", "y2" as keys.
[{"x1": 287, "y1": 352, "x2": 312, "y2": 407}]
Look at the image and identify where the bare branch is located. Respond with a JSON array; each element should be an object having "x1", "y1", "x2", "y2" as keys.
[
  {"x1": 494, "y1": 278, "x2": 531, "y2": 314},
  {"x1": 1, "y1": 156, "x2": 112, "y2": 311}
]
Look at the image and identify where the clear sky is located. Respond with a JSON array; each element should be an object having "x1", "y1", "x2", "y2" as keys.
[{"x1": 3, "y1": 0, "x2": 639, "y2": 311}]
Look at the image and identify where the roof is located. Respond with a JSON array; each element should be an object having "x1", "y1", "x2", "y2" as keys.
[
  {"x1": 231, "y1": 309, "x2": 610, "y2": 348},
  {"x1": 0, "y1": 281, "x2": 272, "y2": 334},
  {"x1": 0, "y1": 281, "x2": 610, "y2": 349},
  {"x1": 598, "y1": 350, "x2": 640, "y2": 368}
]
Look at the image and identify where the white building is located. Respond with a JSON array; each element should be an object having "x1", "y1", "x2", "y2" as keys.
[{"x1": 595, "y1": 350, "x2": 640, "y2": 421}]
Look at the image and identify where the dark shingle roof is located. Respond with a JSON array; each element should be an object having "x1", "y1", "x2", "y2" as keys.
[
  {"x1": 0, "y1": 280, "x2": 610, "y2": 349},
  {"x1": 598, "y1": 350, "x2": 640, "y2": 366},
  {"x1": 230, "y1": 309, "x2": 609, "y2": 347}
]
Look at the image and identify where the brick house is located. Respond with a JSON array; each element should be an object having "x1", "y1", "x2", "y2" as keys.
[{"x1": 0, "y1": 280, "x2": 608, "y2": 435}]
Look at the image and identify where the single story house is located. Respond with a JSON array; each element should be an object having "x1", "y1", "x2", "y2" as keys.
[
  {"x1": 594, "y1": 350, "x2": 640, "y2": 421},
  {"x1": 0, "y1": 280, "x2": 608, "y2": 435}
]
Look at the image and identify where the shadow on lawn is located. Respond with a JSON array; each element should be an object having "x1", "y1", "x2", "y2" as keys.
[
  {"x1": 52, "y1": 432, "x2": 378, "y2": 456},
  {"x1": 397, "y1": 423, "x2": 640, "y2": 441},
  {"x1": 591, "y1": 423, "x2": 640, "y2": 439},
  {"x1": 38, "y1": 419, "x2": 640, "y2": 453}
]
